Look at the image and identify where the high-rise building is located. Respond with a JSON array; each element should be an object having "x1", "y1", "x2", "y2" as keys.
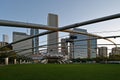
[
  {"x1": 12, "y1": 32, "x2": 32, "y2": 55},
  {"x1": 47, "y1": 13, "x2": 58, "y2": 55},
  {"x1": 3, "y1": 34, "x2": 9, "y2": 43},
  {"x1": 98, "y1": 47, "x2": 108, "y2": 57},
  {"x1": 70, "y1": 28, "x2": 97, "y2": 59},
  {"x1": 30, "y1": 29, "x2": 39, "y2": 54},
  {"x1": 88, "y1": 36, "x2": 97, "y2": 58}
]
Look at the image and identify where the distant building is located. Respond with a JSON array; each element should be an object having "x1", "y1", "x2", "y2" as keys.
[
  {"x1": 111, "y1": 47, "x2": 120, "y2": 55},
  {"x1": 98, "y1": 47, "x2": 108, "y2": 57},
  {"x1": 61, "y1": 38, "x2": 68, "y2": 55},
  {"x1": 12, "y1": 32, "x2": 32, "y2": 55},
  {"x1": 30, "y1": 29, "x2": 39, "y2": 54},
  {"x1": 70, "y1": 28, "x2": 97, "y2": 59},
  {"x1": 88, "y1": 36, "x2": 97, "y2": 58},
  {"x1": 47, "y1": 13, "x2": 59, "y2": 55},
  {"x1": 3, "y1": 34, "x2": 9, "y2": 43}
]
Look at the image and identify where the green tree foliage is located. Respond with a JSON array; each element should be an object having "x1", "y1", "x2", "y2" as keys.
[
  {"x1": 0, "y1": 47, "x2": 16, "y2": 58},
  {"x1": 109, "y1": 55, "x2": 120, "y2": 61}
]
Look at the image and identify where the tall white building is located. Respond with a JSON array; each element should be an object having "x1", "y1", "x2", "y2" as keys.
[
  {"x1": 12, "y1": 32, "x2": 32, "y2": 55},
  {"x1": 98, "y1": 47, "x2": 108, "y2": 57},
  {"x1": 3, "y1": 34, "x2": 9, "y2": 43},
  {"x1": 47, "y1": 13, "x2": 58, "y2": 55}
]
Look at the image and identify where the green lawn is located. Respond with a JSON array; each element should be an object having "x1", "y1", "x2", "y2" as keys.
[{"x1": 0, "y1": 64, "x2": 120, "y2": 80}]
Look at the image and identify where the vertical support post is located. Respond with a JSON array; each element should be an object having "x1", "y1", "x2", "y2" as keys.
[
  {"x1": 5, "y1": 57, "x2": 8, "y2": 65},
  {"x1": 72, "y1": 41, "x2": 74, "y2": 59},
  {"x1": 24, "y1": 60, "x2": 26, "y2": 63},
  {"x1": 14, "y1": 59, "x2": 16, "y2": 64}
]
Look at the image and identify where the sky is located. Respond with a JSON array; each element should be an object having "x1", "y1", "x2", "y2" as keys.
[{"x1": 0, "y1": 0, "x2": 120, "y2": 50}]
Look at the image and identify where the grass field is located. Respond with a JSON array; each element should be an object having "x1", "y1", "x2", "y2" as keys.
[{"x1": 0, "y1": 64, "x2": 120, "y2": 80}]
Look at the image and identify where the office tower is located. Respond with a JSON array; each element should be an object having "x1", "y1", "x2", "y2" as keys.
[
  {"x1": 70, "y1": 28, "x2": 88, "y2": 58},
  {"x1": 70, "y1": 28, "x2": 97, "y2": 59},
  {"x1": 88, "y1": 36, "x2": 97, "y2": 58},
  {"x1": 30, "y1": 29, "x2": 39, "y2": 54},
  {"x1": 47, "y1": 13, "x2": 58, "y2": 55},
  {"x1": 12, "y1": 32, "x2": 32, "y2": 55},
  {"x1": 3, "y1": 34, "x2": 9, "y2": 43},
  {"x1": 98, "y1": 47, "x2": 108, "y2": 57}
]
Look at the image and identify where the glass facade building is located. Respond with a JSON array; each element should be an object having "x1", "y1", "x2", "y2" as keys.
[
  {"x1": 3, "y1": 34, "x2": 9, "y2": 43},
  {"x1": 88, "y1": 36, "x2": 97, "y2": 58},
  {"x1": 30, "y1": 29, "x2": 39, "y2": 54},
  {"x1": 70, "y1": 28, "x2": 97, "y2": 59}
]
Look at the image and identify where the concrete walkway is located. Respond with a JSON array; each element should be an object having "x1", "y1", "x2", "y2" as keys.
[{"x1": 0, "y1": 64, "x2": 5, "y2": 66}]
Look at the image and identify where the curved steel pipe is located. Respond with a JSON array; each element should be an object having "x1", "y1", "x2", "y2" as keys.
[{"x1": 0, "y1": 13, "x2": 120, "y2": 49}]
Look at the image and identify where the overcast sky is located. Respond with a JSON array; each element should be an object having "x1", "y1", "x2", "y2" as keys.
[{"x1": 0, "y1": 0, "x2": 120, "y2": 49}]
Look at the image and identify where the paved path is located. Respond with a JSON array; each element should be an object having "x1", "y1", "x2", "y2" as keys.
[{"x1": 0, "y1": 64, "x2": 5, "y2": 66}]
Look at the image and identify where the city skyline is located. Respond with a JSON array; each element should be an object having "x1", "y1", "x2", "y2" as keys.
[
  {"x1": 0, "y1": 1, "x2": 120, "y2": 79},
  {"x1": 0, "y1": 0, "x2": 120, "y2": 50}
]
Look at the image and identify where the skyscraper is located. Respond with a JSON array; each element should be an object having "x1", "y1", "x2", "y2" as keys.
[
  {"x1": 70, "y1": 28, "x2": 97, "y2": 59},
  {"x1": 88, "y1": 36, "x2": 97, "y2": 58},
  {"x1": 13, "y1": 32, "x2": 32, "y2": 55},
  {"x1": 30, "y1": 29, "x2": 39, "y2": 54},
  {"x1": 98, "y1": 47, "x2": 108, "y2": 57},
  {"x1": 47, "y1": 13, "x2": 58, "y2": 55},
  {"x1": 3, "y1": 34, "x2": 9, "y2": 43}
]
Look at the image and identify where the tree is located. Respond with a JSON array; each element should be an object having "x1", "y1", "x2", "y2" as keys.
[
  {"x1": 0, "y1": 46, "x2": 17, "y2": 57},
  {"x1": 109, "y1": 54, "x2": 120, "y2": 61}
]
